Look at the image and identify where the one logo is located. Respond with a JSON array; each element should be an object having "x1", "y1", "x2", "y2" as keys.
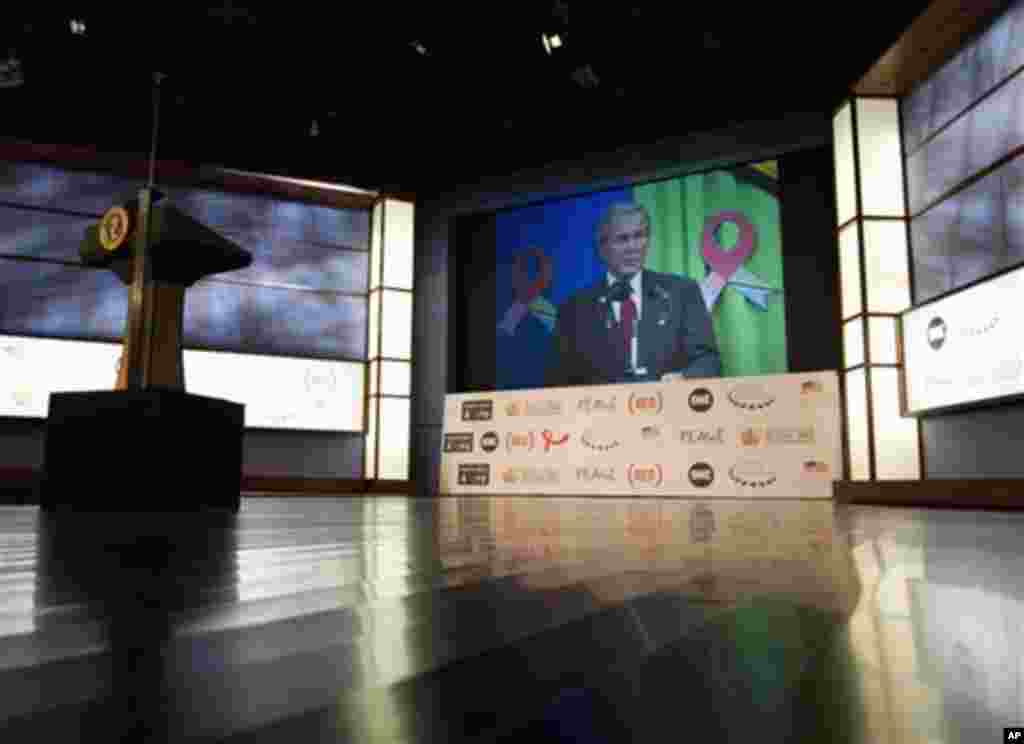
[
  {"x1": 729, "y1": 460, "x2": 778, "y2": 488},
  {"x1": 461, "y1": 400, "x2": 494, "y2": 421},
  {"x1": 480, "y1": 431, "x2": 500, "y2": 453},
  {"x1": 727, "y1": 384, "x2": 776, "y2": 411},
  {"x1": 679, "y1": 427, "x2": 725, "y2": 445},
  {"x1": 690, "y1": 504, "x2": 716, "y2": 543},
  {"x1": 688, "y1": 462, "x2": 714, "y2": 488},
  {"x1": 576, "y1": 466, "x2": 615, "y2": 482},
  {"x1": 541, "y1": 430, "x2": 569, "y2": 452},
  {"x1": 98, "y1": 205, "x2": 132, "y2": 253},
  {"x1": 801, "y1": 380, "x2": 824, "y2": 395},
  {"x1": 457, "y1": 463, "x2": 490, "y2": 486},
  {"x1": 501, "y1": 467, "x2": 560, "y2": 484},
  {"x1": 506, "y1": 432, "x2": 537, "y2": 452},
  {"x1": 577, "y1": 395, "x2": 617, "y2": 414},
  {"x1": 927, "y1": 317, "x2": 947, "y2": 350},
  {"x1": 627, "y1": 464, "x2": 664, "y2": 488},
  {"x1": 582, "y1": 428, "x2": 620, "y2": 451},
  {"x1": 443, "y1": 433, "x2": 474, "y2": 453},
  {"x1": 803, "y1": 460, "x2": 831, "y2": 475},
  {"x1": 688, "y1": 388, "x2": 714, "y2": 413},
  {"x1": 506, "y1": 400, "x2": 563, "y2": 416},
  {"x1": 628, "y1": 391, "x2": 663, "y2": 415}
]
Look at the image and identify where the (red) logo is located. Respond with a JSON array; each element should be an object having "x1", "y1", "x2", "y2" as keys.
[
  {"x1": 541, "y1": 430, "x2": 569, "y2": 452},
  {"x1": 628, "y1": 391, "x2": 664, "y2": 415},
  {"x1": 627, "y1": 464, "x2": 664, "y2": 488}
]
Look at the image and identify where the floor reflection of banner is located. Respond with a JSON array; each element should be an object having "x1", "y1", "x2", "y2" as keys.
[{"x1": 440, "y1": 371, "x2": 841, "y2": 498}]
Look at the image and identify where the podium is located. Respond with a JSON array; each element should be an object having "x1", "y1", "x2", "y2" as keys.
[{"x1": 39, "y1": 189, "x2": 252, "y2": 512}]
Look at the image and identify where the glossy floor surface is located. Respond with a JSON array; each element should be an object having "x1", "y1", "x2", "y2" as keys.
[{"x1": 0, "y1": 496, "x2": 1019, "y2": 742}]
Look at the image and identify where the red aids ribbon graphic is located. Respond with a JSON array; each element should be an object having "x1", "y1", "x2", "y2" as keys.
[
  {"x1": 514, "y1": 249, "x2": 553, "y2": 303},
  {"x1": 699, "y1": 211, "x2": 779, "y2": 312},
  {"x1": 703, "y1": 211, "x2": 756, "y2": 286},
  {"x1": 498, "y1": 249, "x2": 553, "y2": 335},
  {"x1": 542, "y1": 430, "x2": 569, "y2": 452}
]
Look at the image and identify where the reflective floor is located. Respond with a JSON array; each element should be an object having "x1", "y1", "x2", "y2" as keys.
[{"x1": 0, "y1": 495, "x2": 1020, "y2": 742}]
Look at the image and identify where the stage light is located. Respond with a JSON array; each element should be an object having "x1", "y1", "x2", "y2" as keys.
[
  {"x1": 410, "y1": 41, "x2": 428, "y2": 56},
  {"x1": 310, "y1": 119, "x2": 319, "y2": 137},
  {"x1": 0, "y1": 53, "x2": 23, "y2": 89},
  {"x1": 70, "y1": 19, "x2": 86, "y2": 35},
  {"x1": 541, "y1": 33, "x2": 563, "y2": 55}
]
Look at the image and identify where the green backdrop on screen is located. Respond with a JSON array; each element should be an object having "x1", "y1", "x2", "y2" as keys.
[{"x1": 635, "y1": 166, "x2": 787, "y2": 377}]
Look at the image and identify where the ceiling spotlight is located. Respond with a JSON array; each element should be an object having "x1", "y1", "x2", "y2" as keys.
[
  {"x1": 0, "y1": 54, "x2": 24, "y2": 89},
  {"x1": 541, "y1": 32, "x2": 563, "y2": 55},
  {"x1": 410, "y1": 41, "x2": 428, "y2": 56},
  {"x1": 70, "y1": 19, "x2": 87, "y2": 35},
  {"x1": 571, "y1": 64, "x2": 599, "y2": 89}
]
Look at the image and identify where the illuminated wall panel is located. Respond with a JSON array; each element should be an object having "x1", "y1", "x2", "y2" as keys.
[
  {"x1": 379, "y1": 397, "x2": 411, "y2": 480},
  {"x1": 871, "y1": 368, "x2": 920, "y2": 479},
  {"x1": 845, "y1": 368, "x2": 871, "y2": 480},
  {"x1": 365, "y1": 199, "x2": 415, "y2": 481},
  {"x1": 380, "y1": 360, "x2": 411, "y2": 397},
  {"x1": 380, "y1": 290, "x2": 413, "y2": 360},
  {"x1": 844, "y1": 318, "x2": 865, "y2": 369},
  {"x1": 868, "y1": 316, "x2": 898, "y2": 366},
  {"x1": 381, "y1": 200, "x2": 415, "y2": 290},
  {"x1": 839, "y1": 223, "x2": 863, "y2": 319},
  {"x1": 863, "y1": 221, "x2": 911, "y2": 314},
  {"x1": 833, "y1": 103, "x2": 857, "y2": 226},
  {"x1": 833, "y1": 95, "x2": 920, "y2": 482},
  {"x1": 856, "y1": 98, "x2": 906, "y2": 217}
]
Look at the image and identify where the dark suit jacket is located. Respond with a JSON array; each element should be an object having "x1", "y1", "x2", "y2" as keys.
[{"x1": 546, "y1": 270, "x2": 721, "y2": 387}]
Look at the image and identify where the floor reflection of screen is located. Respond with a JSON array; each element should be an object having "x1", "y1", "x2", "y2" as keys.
[{"x1": 0, "y1": 335, "x2": 363, "y2": 431}]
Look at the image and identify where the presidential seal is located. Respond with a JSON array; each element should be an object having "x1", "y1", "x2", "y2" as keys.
[{"x1": 98, "y1": 205, "x2": 132, "y2": 253}]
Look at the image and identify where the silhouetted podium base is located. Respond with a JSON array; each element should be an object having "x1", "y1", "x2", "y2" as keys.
[{"x1": 39, "y1": 390, "x2": 244, "y2": 512}]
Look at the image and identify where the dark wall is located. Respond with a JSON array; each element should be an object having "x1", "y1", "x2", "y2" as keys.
[
  {"x1": 778, "y1": 147, "x2": 843, "y2": 375},
  {"x1": 411, "y1": 112, "x2": 833, "y2": 496}
]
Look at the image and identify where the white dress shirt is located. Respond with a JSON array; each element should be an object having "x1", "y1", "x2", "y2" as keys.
[{"x1": 607, "y1": 272, "x2": 643, "y2": 370}]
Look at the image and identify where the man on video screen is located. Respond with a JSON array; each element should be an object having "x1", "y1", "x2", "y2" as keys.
[{"x1": 546, "y1": 202, "x2": 721, "y2": 387}]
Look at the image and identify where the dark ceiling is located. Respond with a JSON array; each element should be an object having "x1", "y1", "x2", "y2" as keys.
[{"x1": 2, "y1": 2, "x2": 937, "y2": 196}]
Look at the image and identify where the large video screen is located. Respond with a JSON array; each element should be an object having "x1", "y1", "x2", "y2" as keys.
[
  {"x1": 0, "y1": 163, "x2": 370, "y2": 359},
  {"x1": 0, "y1": 335, "x2": 364, "y2": 431},
  {"x1": 903, "y1": 0, "x2": 1024, "y2": 303},
  {"x1": 488, "y1": 162, "x2": 787, "y2": 390}
]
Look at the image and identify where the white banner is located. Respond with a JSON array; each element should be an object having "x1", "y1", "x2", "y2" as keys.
[
  {"x1": 0, "y1": 335, "x2": 363, "y2": 431},
  {"x1": 903, "y1": 264, "x2": 1024, "y2": 414},
  {"x1": 440, "y1": 371, "x2": 843, "y2": 499}
]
